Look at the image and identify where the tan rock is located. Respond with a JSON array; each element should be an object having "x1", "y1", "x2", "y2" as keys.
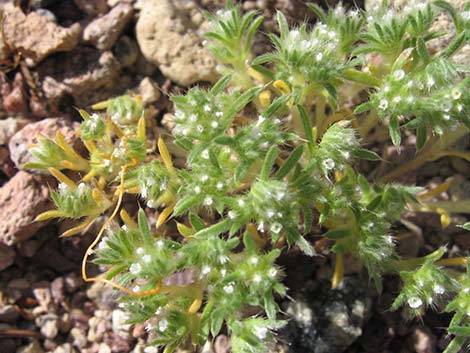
[
  {"x1": 0, "y1": 171, "x2": 55, "y2": 246},
  {"x1": 2, "y1": 7, "x2": 81, "y2": 65},
  {"x1": 136, "y1": 0, "x2": 217, "y2": 86}
]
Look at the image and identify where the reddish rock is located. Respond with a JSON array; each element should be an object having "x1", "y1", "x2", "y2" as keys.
[
  {"x1": 32, "y1": 281, "x2": 54, "y2": 312},
  {"x1": 38, "y1": 47, "x2": 121, "y2": 104},
  {"x1": 83, "y1": 3, "x2": 134, "y2": 50},
  {"x1": 1, "y1": 73, "x2": 28, "y2": 116},
  {"x1": 0, "y1": 117, "x2": 31, "y2": 173},
  {"x1": 214, "y1": 335, "x2": 231, "y2": 353},
  {"x1": 8, "y1": 117, "x2": 80, "y2": 170},
  {"x1": 0, "y1": 245, "x2": 15, "y2": 272},
  {"x1": 73, "y1": 0, "x2": 108, "y2": 16},
  {"x1": 2, "y1": 7, "x2": 81, "y2": 65},
  {"x1": 0, "y1": 171, "x2": 55, "y2": 246}
]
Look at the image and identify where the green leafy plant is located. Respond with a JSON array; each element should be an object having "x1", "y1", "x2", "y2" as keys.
[{"x1": 27, "y1": 1, "x2": 470, "y2": 352}]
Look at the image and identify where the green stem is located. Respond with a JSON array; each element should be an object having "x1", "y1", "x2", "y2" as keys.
[
  {"x1": 424, "y1": 200, "x2": 470, "y2": 214},
  {"x1": 359, "y1": 110, "x2": 379, "y2": 138},
  {"x1": 341, "y1": 69, "x2": 381, "y2": 87},
  {"x1": 380, "y1": 125, "x2": 469, "y2": 182},
  {"x1": 315, "y1": 94, "x2": 327, "y2": 139},
  {"x1": 443, "y1": 336, "x2": 466, "y2": 353}
]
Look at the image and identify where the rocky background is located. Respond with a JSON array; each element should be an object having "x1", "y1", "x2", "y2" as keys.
[{"x1": 0, "y1": 1, "x2": 469, "y2": 353}]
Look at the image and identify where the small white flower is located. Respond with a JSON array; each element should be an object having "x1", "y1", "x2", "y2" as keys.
[
  {"x1": 238, "y1": 199, "x2": 245, "y2": 206},
  {"x1": 443, "y1": 114, "x2": 451, "y2": 121},
  {"x1": 228, "y1": 211, "x2": 237, "y2": 219},
  {"x1": 253, "y1": 274, "x2": 262, "y2": 283},
  {"x1": 130, "y1": 263, "x2": 142, "y2": 275},
  {"x1": 133, "y1": 285, "x2": 140, "y2": 293},
  {"x1": 203, "y1": 196, "x2": 213, "y2": 206},
  {"x1": 158, "y1": 319, "x2": 169, "y2": 332},
  {"x1": 463, "y1": 287, "x2": 470, "y2": 293},
  {"x1": 433, "y1": 284, "x2": 445, "y2": 295},
  {"x1": 201, "y1": 149, "x2": 210, "y2": 159},
  {"x1": 452, "y1": 88, "x2": 462, "y2": 100},
  {"x1": 203, "y1": 104, "x2": 212, "y2": 112},
  {"x1": 393, "y1": 96, "x2": 402, "y2": 104},
  {"x1": 219, "y1": 255, "x2": 229, "y2": 264},
  {"x1": 270, "y1": 222, "x2": 283, "y2": 234},
  {"x1": 136, "y1": 247, "x2": 145, "y2": 255},
  {"x1": 143, "y1": 254, "x2": 152, "y2": 263},
  {"x1": 315, "y1": 52, "x2": 323, "y2": 62},
  {"x1": 290, "y1": 29, "x2": 300, "y2": 37},
  {"x1": 223, "y1": 284, "x2": 234, "y2": 294},
  {"x1": 393, "y1": 69, "x2": 405, "y2": 81},
  {"x1": 211, "y1": 121, "x2": 219, "y2": 128},
  {"x1": 378, "y1": 98, "x2": 389, "y2": 111},
  {"x1": 254, "y1": 326, "x2": 268, "y2": 340},
  {"x1": 457, "y1": 104, "x2": 464, "y2": 112},
  {"x1": 194, "y1": 185, "x2": 202, "y2": 194},
  {"x1": 98, "y1": 239, "x2": 108, "y2": 250},
  {"x1": 196, "y1": 125, "x2": 204, "y2": 133},
  {"x1": 266, "y1": 209, "x2": 276, "y2": 218},
  {"x1": 250, "y1": 257, "x2": 259, "y2": 265},
  {"x1": 215, "y1": 111, "x2": 223, "y2": 117},
  {"x1": 268, "y1": 268, "x2": 277, "y2": 278},
  {"x1": 201, "y1": 174, "x2": 209, "y2": 182},
  {"x1": 147, "y1": 200, "x2": 158, "y2": 208},
  {"x1": 427, "y1": 77, "x2": 435, "y2": 88},
  {"x1": 58, "y1": 183, "x2": 68, "y2": 191},
  {"x1": 201, "y1": 266, "x2": 211, "y2": 275},
  {"x1": 156, "y1": 239, "x2": 164, "y2": 248},
  {"x1": 189, "y1": 114, "x2": 197, "y2": 122},
  {"x1": 322, "y1": 158, "x2": 335, "y2": 170},
  {"x1": 461, "y1": 11, "x2": 470, "y2": 21},
  {"x1": 300, "y1": 40, "x2": 311, "y2": 49},
  {"x1": 220, "y1": 268, "x2": 227, "y2": 276},
  {"x1": 383, "y1": 86, "x2": 391, "y2": 93},
  {"x1": 216, "y1": 182, "x2": 224, "y2": 190},
  {"x1": 407, "y1": 296, "x2": 423, "y2": 309}
]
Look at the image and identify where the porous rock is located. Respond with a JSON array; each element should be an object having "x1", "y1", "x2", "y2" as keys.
[
  {"x1": 0, "y1": 171, "x2": 54, "y2": 246},
  {"x1": 136, "y1": 0, "x2": 217, "y2": 86},
  {"x1": 0, "y1": 245, "x2": 15, "y2": 272},
  {"x1": 1, "y1": 73, "x2": 28, "y2": 116},
  {"x1": 0, "y1": 117, "x2": 31, "y2": 167},
  {"x1": 2, "y1": 7, "x2": 80, "y2": 65},
  {"x1": 8, "y1": 117, "x2": 80, "y2": 170},
  {"x1": 282, "y1": 276, "x2": 372, "y2": 353},
  {"x1": 38, "y1": 47, "x2": 121, "y2": 104},
  {"x1": 73, "y1": 0, "x2": 108, "y2": 16},
  {"x1": 83, "y1": 3, "x2": 134, "y2": 50}
]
